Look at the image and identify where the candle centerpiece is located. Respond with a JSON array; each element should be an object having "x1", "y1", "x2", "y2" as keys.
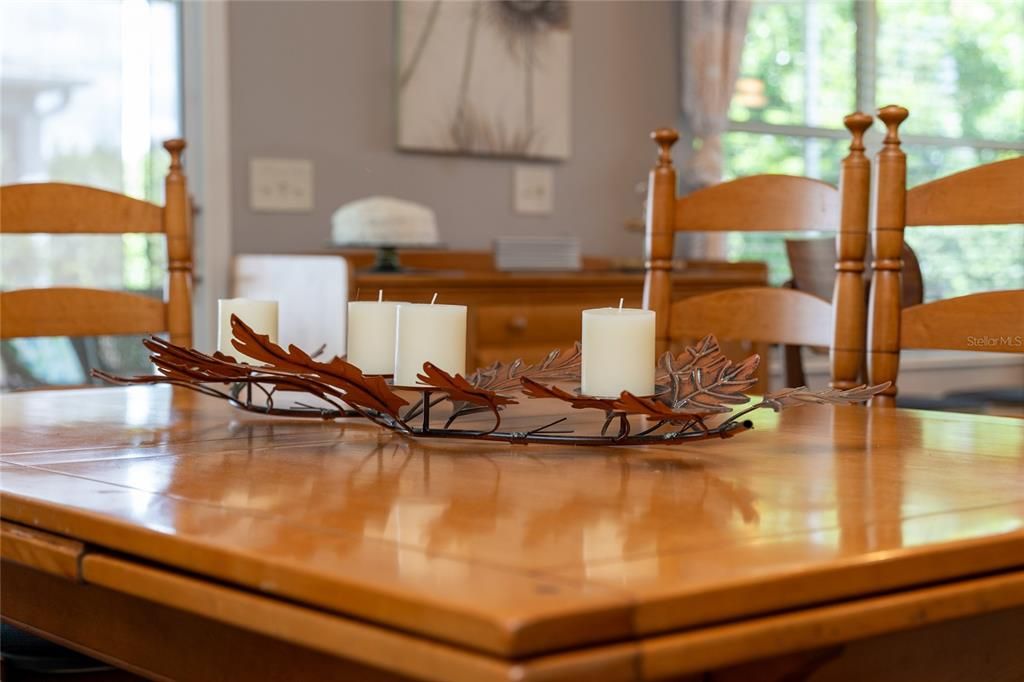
[
  {"x1": 581, "y1": 299, "x2": 655, "y2": 397},
  {"x1": 347, "y1": 291, "x2": 403, "y2": 375},
  {"x1": 218, "y1": 299, "x2": 278, "y2": 361},
  {"x1": 94, "y1": 314, "x2": 889, "y2": 448},
  {"x1": 393, "y1": 294, "x2": 467, "y2": 387}
]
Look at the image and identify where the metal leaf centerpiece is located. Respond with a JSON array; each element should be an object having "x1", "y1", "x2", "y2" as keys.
[{"x1": 93, "y1": 317, "x2": 889, "y2": 447}]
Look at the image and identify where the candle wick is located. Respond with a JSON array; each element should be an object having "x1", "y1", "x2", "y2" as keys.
[
  {"x1": 355, "y1": 288, "x2": 361, "y2": 301},
  {"x1": 618, "y1": 298, "x2": 624, "y2": 310},
  {"x1": 378, "y1": 289, "x2": 383, "y2": 302},
  {"x1": 431, "y1": 292, "x2": 438, "y2": 305}
]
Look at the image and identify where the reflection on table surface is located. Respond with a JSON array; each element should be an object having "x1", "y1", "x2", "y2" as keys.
[{"x1": 2, "y1": 385, "x2": 1022, "y2": 651}]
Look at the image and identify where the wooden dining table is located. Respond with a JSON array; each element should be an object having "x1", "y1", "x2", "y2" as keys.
[{"x1": 1, "y1": 385, "x2": 1022, "y2": 681}]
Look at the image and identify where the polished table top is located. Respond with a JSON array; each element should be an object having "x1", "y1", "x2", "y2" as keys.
[{"x1": 2, "y1": 386, "x2": 1023, "y2": 662}]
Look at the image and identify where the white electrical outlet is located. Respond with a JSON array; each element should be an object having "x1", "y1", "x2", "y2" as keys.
[
  {"x1": 249, "y1": 157, "x2": 314, "y2": 212},
  {"x1": 514, "y1": 165, "x2": 554, "y2": 215}
]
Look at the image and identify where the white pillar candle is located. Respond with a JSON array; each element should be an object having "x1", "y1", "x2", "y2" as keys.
[
  {"x1": 218, "y1": 298, "x2": 279, "y2": 358},
  {"x1": 581, "y1": 307, "x2": 656, "y2": 397},
  {"x1": 347, "y1": 300, "x2": 403, "y2": 374},
  {"x1": 393, "y1": 302, "x2": 467, "y2": 386}
]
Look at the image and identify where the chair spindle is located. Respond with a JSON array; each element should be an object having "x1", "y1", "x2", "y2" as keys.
[
  {"x1": 867, "y1": 105, "x2": 909, "y2": 406},
  {"x1": 831, "y1": 112, "x2": 873, "y2": 389}
]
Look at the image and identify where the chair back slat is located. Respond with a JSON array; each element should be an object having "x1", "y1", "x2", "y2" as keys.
[
  {"x1": 0, "y1": 288, "x2": 167, "y2": 339},
  {"x1": 0, "y1": 183, "x2": 163, "y2": 234},
  {"x1": 670, "y1": 288, "x2": 833, "y2": 347},
  {"x1": 674, "y1": 175, "x2": 840, "y2": 233},
  {"x1": 906, "y1": 157, "x2": 1024, "y2": 227},
  {"x1": 900, "y1": 292, "x2": 1024, "y2": 352}
]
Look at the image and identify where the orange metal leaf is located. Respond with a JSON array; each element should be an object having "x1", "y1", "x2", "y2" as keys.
[
  {"x1": 520, "y1": 378, "x2": 620, "y2": 412},
  {"x1": 613, "y1": 392, "x2": 713, "y2": 423},
  {"x1": 416, "y1": 363, "x2": 518, "y2": 410},
  {"x1": 227, "y1": 315, "x2": 409, "y2": 419}
]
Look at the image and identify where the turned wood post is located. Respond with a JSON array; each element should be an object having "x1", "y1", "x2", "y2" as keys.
[
  {"x1": 830, "y1": 112, "x2": 873, "y2": 389},
  {"x1": 163, "y1": 138, "x2": 193, "y2": 347},
  {"x1": 643, "y1": 128, "x2": 679, "y2": 357},
  {"x1": 867, "y1": 106, "x2": 909, "y2": 407}
]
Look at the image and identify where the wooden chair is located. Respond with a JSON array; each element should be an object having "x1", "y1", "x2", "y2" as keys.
[
  {"x1": 643, "y1": 114, "x2": 873, "y2": 390},
  {"x1": 0, "y1": 140, "x2": 192, "y2": 350},
  {"x1": 0, "y1": 140, "x2": 189, "y2": 672},
  {"x1": 867, "y1": 105, "x2": 1024, "y2": 407}
]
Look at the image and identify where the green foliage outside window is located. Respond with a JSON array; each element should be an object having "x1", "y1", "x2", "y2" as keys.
[
  {"x1": 877, "y1": 0, "x2": 1023, "y2": 143},
  {"x1": 728, "y1": 1, "x2": 855, "y2": 128}
]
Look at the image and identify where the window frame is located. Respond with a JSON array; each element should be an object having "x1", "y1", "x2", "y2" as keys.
[{"x1": 725, "y1": 0, "x2": 1024, "y2": 161}]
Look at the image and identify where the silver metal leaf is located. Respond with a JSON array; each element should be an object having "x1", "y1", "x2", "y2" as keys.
[{"x1": 762, "y1": 383, "x2": 892, "y2": 412}]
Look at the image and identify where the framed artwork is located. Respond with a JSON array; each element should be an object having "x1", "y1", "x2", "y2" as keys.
[{"x1": 396, "y1": 1, "x2": 571, "y2": 161}]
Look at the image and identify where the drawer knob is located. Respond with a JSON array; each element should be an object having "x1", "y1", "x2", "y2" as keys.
[{"x1": 507, "y1": 316, "x2": 528, "y2": 332}]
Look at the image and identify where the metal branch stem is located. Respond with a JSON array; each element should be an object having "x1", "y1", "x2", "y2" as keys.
[{"x1": 411, "y1": 420, "x2": 752, "y2": 446}]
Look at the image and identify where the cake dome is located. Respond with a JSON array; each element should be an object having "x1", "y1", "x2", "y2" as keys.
[{"x1": 330, "y1": 196, "x2": 440, "y2": 246}]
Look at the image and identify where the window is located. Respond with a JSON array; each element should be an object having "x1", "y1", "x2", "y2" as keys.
[
  {"x1": 0, "y1": 0, "x2": 182, "y2": 387},
  {"x1": 724, "y1": 0, "x2": 1024, "y2": 298}
]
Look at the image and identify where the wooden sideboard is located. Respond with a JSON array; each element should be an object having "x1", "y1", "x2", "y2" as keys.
[{"x1": 234, "y1": 250, "x2": 767, "y2": 374}]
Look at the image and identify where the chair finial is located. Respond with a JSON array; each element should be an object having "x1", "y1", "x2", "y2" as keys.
[
  {"x1": 877, "y1": 105, "x2": 908, "y2": 147},
  {"x1": 843, "y1": 112, "x2": 873, "y2": 152},
  {"x1": 163, "y1": 138, "x2": 186, "y2": 171},
  {"x1": 650, "y1": 128, "x2": 679, "y2": 167}
]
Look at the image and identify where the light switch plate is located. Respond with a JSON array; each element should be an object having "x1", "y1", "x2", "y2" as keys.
[
  {"x1": 514, "y1": 165, "x2": 554, "y2": 215},
  {"x1": 249, "y1": 157, "x2": 314, "y2": 212}
]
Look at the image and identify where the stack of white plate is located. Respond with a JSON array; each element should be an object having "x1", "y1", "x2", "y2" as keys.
[{"x1": 494, "y1": 236, "x2": 582, "y2": 271}]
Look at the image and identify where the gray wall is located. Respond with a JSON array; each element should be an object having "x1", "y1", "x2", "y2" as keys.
[{"x1": 228, "y1": 0, "x2": 677, "y2": 257}]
